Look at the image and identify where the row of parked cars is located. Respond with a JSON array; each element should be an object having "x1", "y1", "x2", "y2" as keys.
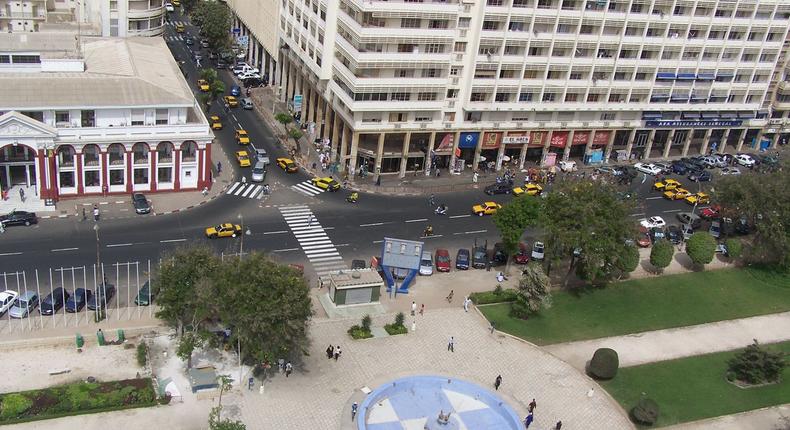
[
  {"x1": 410, "y1": 242, "x2": 546, "y2": 276},
  {"x1": 634, "y1": 152, "x2": 779, "y2": 179},
  {"x1": 0, "y1": 283, "x2": 154, "y2": 319}
]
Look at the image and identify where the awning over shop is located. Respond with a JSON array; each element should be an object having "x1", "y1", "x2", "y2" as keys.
[
  {"x1": 681, "y1": 112, "x2": 701, "y2": 120},
  {"x1": 737, "y1": 111, "x2": 755, "y2": 119}
]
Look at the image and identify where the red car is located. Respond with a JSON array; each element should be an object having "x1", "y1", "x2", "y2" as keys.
[
  {"x1": 514, "y1": 243, "x2": 530, "y2": 264},
  {"x1": 434, "y1": 249, "x2": 451, "y2": 272},
  {"x1": 700, "y1": 205, "x2": 720, "y2": 220},
  {"x1": 636, "y1": 226, "x2": 651, "y2": 248}
]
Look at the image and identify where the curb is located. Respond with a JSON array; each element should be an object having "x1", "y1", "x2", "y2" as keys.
[{"x1": 152, "y1": 181, "x2": 233, "y2": 216}]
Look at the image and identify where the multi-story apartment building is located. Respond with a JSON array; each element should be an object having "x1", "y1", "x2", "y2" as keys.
[
  {"x1": 0, "y1": 33, "x2": 213, "y2": 203},
  {"x1": 261, "y1": 0, "x2": 790, "y2": 178},
  {"x1": 99, "y1": 0, "x2": 166, "y2": 37}
]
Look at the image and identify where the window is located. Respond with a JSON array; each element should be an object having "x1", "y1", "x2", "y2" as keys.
[
  {"x1": 458, "y1": 17, "x2": 470, "y2": 28},
  {"x1": 508, "y1": 21, "x2": 524, "y2": 32},
  {"x1": 454, "y1": 42, "x2": 467, "y2": 52},
  {"x1": 391, "y1": 92, "x2": 410, "y2": 101},
  {"x1": 600, "y1": 112, "x2": 616, "y2": 120},
  {"x1": 389, "y1": 112, "x2": 407, "y2": 122},
  {"x1": 109, "y1": 170, "x2": 125, "y2": 186},
  {"x1": 482, "y1": 21, "x2": 500, "y2": 31},
  {"x1": 401, "y1": 18, "x2": 421, "y2": 28},
  {"x1": 495, "y1": 93, "x2": 511, "y2": 102},
  {"x1": 131, "y1": 109, "x2": 145, "y2": 126},
  {"x1": 421, "y1": 68, "x2": 439, "y2": 78},
  {"x1": 428, "y1": 20, "x2": 448, "y2": 29},
  {"x1": 415, "y1": 116, "x2": 432, "y2": 122},
  {"x1": 450, "y1": 68, "x2": 460, "y2": 76},
  {"x1": 587, "y1": 93, "x2": 600, "y2": 102},
  {"x1": 418, "y1": 92, "x2": 437, "y2": 101},
  {"x1": 564, "y1": 93, "x2": 579, "y2": 102},
  {"x1": 398, "y1": 44, "x2": 416, "y2": 53},
  {"x1": 132, "y1": 143, "x2": 149, "y2": 164},
  {"x1": 395, "y1": 69, "x2": 414, "y2": 78},
  {"x1": 134, "y1": 168, "x2": 149, "y2": 185},
  {"x1": 542, "y1": 92, "x2": 557, "y2": 102},
  {"x1": 425, "y1": 44, "x2": 444, "y2": 54},
  {"x1": 83, "y1": 145, "x2": 100, "y2": 166},
  {"x1": 59, "y1": 171, "x2": 75, "y2": 188},
  {"x1": 155, "y1": 109, "x2": 168, "y2": 125},
  {"x1": 0, "y1": 55, "x2": 9, "y2": 64},
  {"x1": 528, "y1": 47, "x2": 545, "y2": 56},
  {"x1": 518, "y1": 92, "x2": 533, "y2": 102},
  {"x1": 84, "y1": 170, "x2": 100, "y2": 187},
  {"x1": 22, "y1": 111, "x2": 44, "y2": 122},
  {"x1": 446, "y1": 89, "x2": 458, "y2": 99},
  {"x1": 80, "y1": 110, "x2": 95, "y2": 127},
  {"x1": 11, "y1": 55, "x2": 40, "y2": 64},
  {"x1": 158, "y1": 167, "x2": 173, "y2": 183},
  {"x1": 470, "y1": 92, "x2": 487, "y2": 102}
]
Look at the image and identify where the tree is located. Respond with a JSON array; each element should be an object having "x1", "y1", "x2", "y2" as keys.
[
  {"x1": 725, "y1": 238, "x2": 743, "y2": 259},
  {"x1": 588, "y1": 348, "x2": 619, "y2": 379},
  {"x1": 288, "y1": 128, "x2": 304, "y2": 141},
  {"x1": 510, "y1": 264, "x2": 551, "y2": 319},
  {"x1": 649, "y1": 239, "x2": 674, "y2": 272},
  {"x1": 274, "y1": 112, "x2": 293, "y2": 126},
  {"x1": 193, "y1": 1, "x2": 231, "y2": 50},
  {"x1": 492, "y1": 195, "x2": 543, "y2": 266},
  {"x1": 176, "y1": 331, "x2": 205, "y2": 369},
  {"x1": 199, "y1": 69, "x2": 225, "y2": 105},
  {"x1": 714, "y1": 162, "x2": 790, "y2": 271},
  {"x1": 686, "y1": 232, "x2": 716, "y2": 267},
  {"x1": 727, "y1": 340, "x2": 786, "y2": 385},
  {"x1": 540, "y1": 180, "x2": 636, "y2": 284},
  {"x1": 613, "y1": 244, "x2": 640, "y2": 276}
]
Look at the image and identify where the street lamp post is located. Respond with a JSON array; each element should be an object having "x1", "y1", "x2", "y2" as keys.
[{"x1": 238, "y1": 213, "x2": 244, "y2": 259}]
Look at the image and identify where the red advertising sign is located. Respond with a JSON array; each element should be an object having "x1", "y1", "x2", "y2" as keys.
[
  {"x1": 549, "y1": 131, "x2": 569, "y2": 148},
  {"x1": 481, "y1": 132, "x2": 502, "y2": 149},
  {"x1": 528, "y1": 131, "x2": 546, "y2": 147},
  {"x1": 572, "y1": 131, "x2": 590, "y2": 146},
  {"x1": 593, "y1": 130, "x2": 611, "y2": 146},
  {"x1": 434, "y1": 133, "x2": 454, "y2": 153}
]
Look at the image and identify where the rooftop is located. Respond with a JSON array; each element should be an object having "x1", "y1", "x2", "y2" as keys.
[
  {"x1": 0, "y1": 34, "x2": 195, "y2": 109},
  {"x1": 328, "y1": 269, "x2": 384, "y2": 289}
]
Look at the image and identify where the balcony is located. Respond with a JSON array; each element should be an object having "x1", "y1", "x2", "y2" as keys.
[
  {"x1": 344, "y1": 0, "x2": 460, "y2": 16},
  {"x1": 332, "y1": 59, "x2": 449, "y2": 90},
  {"x1": 336, "y1": 38, "x2": 452, "y2": 68},
  {"x1": 55, "y1": 122, "x2": 211, "y2": 143}
]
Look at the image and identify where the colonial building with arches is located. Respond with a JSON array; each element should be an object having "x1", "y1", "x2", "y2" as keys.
[{"x1": 0, "y1": 34, "x2": 213, "y2": 203}]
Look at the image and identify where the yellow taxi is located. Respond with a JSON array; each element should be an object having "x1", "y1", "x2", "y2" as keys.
[
  {"x1": 653, "y1": 178, "x2": 681, "y2": 191},
  {"x1": 685, "y1": 192, "x2": 710, "y2": 205},
  {"x1": 210, "y1": 115, "x2": 222, "y2": 130},
  {"x1": 224, "y1": 95, "x2": 238, "y2": 107},
  {"x1": 205, "y1": 223, "x2": 241, "y2": 238},
  {"x1": 197, "y1": 79, "x2": 209, "y2": 92},
  {"x1": 175, "y1": 22, "x2": 184, "y2": 33},
  {"x1": 236, "y1": 150, "x2": 251, "y2": 167},
  {"x1": 235, "y1": 129, "x2": 250, "y2": 145},
  {"x1": 277, "y1": 157, "x2": 298, "y2": 173},
  {"x1": 472, "y1": 201, "x2": 502, "y2": 216},
  {"x1": 311, "y1": 176, "x2": 341, "y2": 191},
  {"x1": 663, "y1": 188, "x2": 691, "y2": 200},
  {"x1": 512, "y1": 183, "x2": 543, "y2": 196}
]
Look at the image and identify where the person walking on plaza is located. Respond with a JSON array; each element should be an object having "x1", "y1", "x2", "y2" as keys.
[
  {"x1": 524, "y1": 413, "x2": 534, "y2": 428},
  {"x1": 351, "y1": 402, "x2": 358, "y2": 421},
  {"x1": 429, "y1": 193, "x2": 435, "y2": 206},
  {"x1": 334, "y1": 345, "x2": 341, "y2": 361},
  {"x1": 285, "y1": 361, "x2": 293, "y2": 377},
  {"x1": 411, "y1": 301, "x2": 417, "y2": 316},
  {"x1": 93, "y1": 205, "x2": 100, "y2": 222},
  {"x1": 447, "y1": 336, "x2": 454, "y2": 352},
  {"x1": 463, "y1": 296, "x2": 470, "y2": 312},
  {"x1": 494, "y1": 375, "x2": 502, "y2": 391},
  {"x1": 326, "y1": 344, "x2": 334, "y2": 359},
  {"x1": 528, "y1": 399, "x2": 537, "y2": 413},
  {"x1": 419, "y1": 304, "x2": 425, "y2": 316},
  {"x1": 554, "y1": 421, "x2": 562, "y2": 430}
]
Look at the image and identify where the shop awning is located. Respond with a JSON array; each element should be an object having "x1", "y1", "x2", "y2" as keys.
[
  {"x1": 642, "y1": 112, "x2": 662, "y2": 119},
  {"x1": 696, "y1": 73, "x2": 715, "y2": 81},
  {"x1": 700, "y1": 112, "x2": 718, "y2": 119},
  {"x1": 677, "y1": 73, "x2": 696, "y2": 80},
  {"x1": 656, "y1": 72, "x2": 676, "y2": 80},
  {"x1": 708, "y1": 95, "x2": 727, "y2": 102},
  {"x1": 716, "y1": 72, "x2": 734, "y2": 80}
]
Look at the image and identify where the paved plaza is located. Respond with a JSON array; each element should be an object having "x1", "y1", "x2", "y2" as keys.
[{"x1": 239, "y1": 307, "x2": 633, "y2": 430}]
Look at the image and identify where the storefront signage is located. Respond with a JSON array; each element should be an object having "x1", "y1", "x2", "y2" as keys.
[
  {"x1": 482, "y1": 132, "x2": 502, "y2": 149},
  {"x1": 572, "y1": 131, "x2": 590, "y2": 146},
  {"x1": 529, "y1": 131, "x2": 547, "y2": 147},
  {"x1": 592, "y1": 131, "x2": 611, "y2": 145},
  {"x1": 434, "y1": 133, "x2": 454, "y2": 153},
  {"x1": 503, "y1": 135, "x2": 530, "y2": 145},
  {"x1": 549, "y1": 131, "x2": 569, "y2": 148},
  {"x1": 458, "y1": 132, "x2": 479, "y2": 149},
  {"x1": 645, "y1": 120, "x2": 743, "y2": 128}
]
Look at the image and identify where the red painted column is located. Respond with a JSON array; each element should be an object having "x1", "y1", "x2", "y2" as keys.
[
  {"x1": 37, "y1": 149, "x2": 50, "y2": 200},
  {"x1": 126, "y1": 150, "x2": 133, "y2": 194},
  {"x1": 150, "y1": 150, "x2": 157, "y2": 192},
  {"x1": 100, "y1": 152, "x2": 108, "y2": 195},
  {"x1": 204, "y1": 142, "x2": 212, "y2": 190},
  {"x1": 173, "y1": 147, "x2": 181, "y2": 190},
  {"x1": 76, "y1": 152, "x2": 84, "y2": 195}
]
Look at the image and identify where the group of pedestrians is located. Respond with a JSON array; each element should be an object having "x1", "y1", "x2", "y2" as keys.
[{"x1": 325, "y1": 344, "x2": 342, "y2": 361}]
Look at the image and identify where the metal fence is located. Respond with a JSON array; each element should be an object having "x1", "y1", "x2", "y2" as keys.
[{"x1": 0, "y1": 260, "x2": 154, "y2": 334}]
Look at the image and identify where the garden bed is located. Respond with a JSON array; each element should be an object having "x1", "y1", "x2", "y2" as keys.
[{"x1": 0, "y1": 378, "x2": 157, "y2": 425}]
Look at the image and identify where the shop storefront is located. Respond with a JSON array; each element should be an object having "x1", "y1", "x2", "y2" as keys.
[
  {"x1": 503, "y1": 132, "x2": 529, "y2": 170},
  {"x1": 480, "y1": 132, "x2": 501, "y2": 172},
  {"x1": 569, "y1": 131, "x2": 590, "y2": 158},
  {"x1": 431, "y1": 132, "x2": 453, "y2": 170}
]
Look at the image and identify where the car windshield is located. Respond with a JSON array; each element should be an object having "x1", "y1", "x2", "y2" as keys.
[
  {"x1": 534, "y1": 244, "x2": 544, "y2": 252},
  {"x1": 253, "y1": 167, "x2": 264, "y2": 174},
  {"x1": 473, "y1": 249, "x2": 486, "y2": 259},
  {"x1": 421, "y1": 259, "x2": 431, "y2": 266},
  {"x1": 437, "y1": 254, "x2": 450, "y2": 263}
]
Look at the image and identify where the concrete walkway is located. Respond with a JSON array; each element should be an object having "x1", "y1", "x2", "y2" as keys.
[
  {"x1": 544, "y1": 311, "x2": 790, "y2": 371},
  {"x1": 663, "y1": 404, "x2": 789, "y2": 430}
]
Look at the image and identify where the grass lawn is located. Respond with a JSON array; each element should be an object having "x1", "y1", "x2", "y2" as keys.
[
  {"x1": 600, "y1": 341, "x2": 790, "y2": 427},
  {"x1": 479, "y1": 267, "x2": 790, "y2": 345}
]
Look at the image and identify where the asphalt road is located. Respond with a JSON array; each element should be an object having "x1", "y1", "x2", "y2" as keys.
[{"x1": 0, "y1": 12, "x2": 727, "y2": 291}]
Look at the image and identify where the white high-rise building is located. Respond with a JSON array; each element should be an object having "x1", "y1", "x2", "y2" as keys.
[{"x1": 236, "y1": 0, "x2": 790, "y2": 177}]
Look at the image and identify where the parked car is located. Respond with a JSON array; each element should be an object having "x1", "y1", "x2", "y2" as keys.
[
  {"x1": 87, "y1": 283, "x2": 116, "y2": 311},
  {"x1": 734, "y1": 154, "x2": 756, "y2": 167},
  {"x1": 65, "y1": 288, "x2": 91, "y2": 312},
  {"x1": 230, "y1": 85, "x2": 241, "y2": 96},
  {"x1": 0, "y1": 210, "x2": 37, "y2": 227},
  {"x1": 634, "y1": 162, "x2": 662, "y2": 175},
  {"x1": 253, "y1": 147, "x2": 270, "y2": 165},
  {"x1": 484, "y1": 182, "x2": 513, "y2": 195},
  {"x1": 240, "y1": 98, "x2": 254, "y2": 109},
  {"x1": 649, "y1": 227, "x2": 666, "y2": 243},
  {"x1": 40, "y1": 288, "x2": 69, "y2": 315},
  {"x1": 558, "y1": 160, "x2": 577, "y2": 172},
  {"x1": 709, "y1": 220, "x2": 722, "y2": 238},
  {"x1": 251, "y1": 161, "x2": 266, "y2": 182},
  {"x1": 710, "y1": 155, "x2": 728, "y2": 168},
  {"x1": 676, "y1": 212, "x2": 702, "y2": 229},
  {"x1": 666, "y1": 225, "x2": 683, "y2": 245},
  {"x1": 531, "y1": 241, "x2": 545, "y2": 260},
  {"x1": 720, "y1": 167, "x2": 741, "y2": 175},
  {"x1": 698, "y1": 156, "x2": 718, "y2": 169},
  {"x1": 688, "y1": 170, "x2": 711, "y2": 182},
  {"x1": 455, "y1": 249, "x2": 470, "y2": 270},
  {"x1": 0, "y1": 290, "x2": 19, "y2": 315},
  {"x1": 132, "y1": 193, "x2": 151, "y2": 214},
  {"x1": 9, "y1": 291, "x2": 38, "y2": 318},
  {"x1": 636, "y1": 227, "x2": 652, "y2": 247},
  {"x1": 242, "y1": 77, "x2": 266, "y2": 88},
  {"x1": 418, "y1": 251, "x2": 434, "y2": 276},
  {"x1": 640, "y1": 216, "x2": 666, "y2": 229},
  {"x1": 491, "y1": 243, "x2": 508, "y2": 266},
  {"x1": 734, "y1": 217, "x2": 750, "y2": 235},
  {"x1": 700, "y1": 205, "x2": 720, "y2": 220},
  {"x1": 472, "y1": 245, "x2": 488, "y2": 269},
  {"x1": 434, "y1": 249, "x2": 451, "y2": 272},
  {"x1": 681, "y1": 224, "x2": 694, "y2": 241},
  {"x1": 134, "y1": 282, "x2": 154, "y2": 306},
  {"x1": 653, "y1": 162, "x2": 672, "y2": 174},
  {"x1": 215, "y1": 60, "x2": 228, "y2": 69},
  {"x1": 514, "y1": 242, "x2": 530, "y2": 264},
  {"x1": 164, "y1": 2, "x2": 174, "y2": 12}
]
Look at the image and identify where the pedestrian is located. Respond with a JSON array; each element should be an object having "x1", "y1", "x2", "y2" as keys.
[
  {"x1": 524, "y1": 413, "x2": 534, "y2": 428},
  {"x1": 411, "y1": 320, "x2": 416, "y2": 332},
  {"x1": 82, "y1": 207, "x2": 86, "y2": 221},
  {"x1": 19, "y1": 188, "x2": 24, "y2": 202},
  {"x1": 463, "y1": 296, "x2": 469, "y2": 312},
  {"x1": 494, "y1": 375, "x2": 502, "y2": 391},
  {"x1": 248, "y1": 377, "x2": 254, "y2": 390},
  {"x1": 326, "y1": 344, "x2": 334, "y2": 359},
  {"x1": 217, "y1": 161, "x2": 222, "y2": 174},
  {"x1": 429, "y1": 193, "x2": 435, "y2": 206},
  {"x1": 285, "y1": 361, "x2": 293, "y2": 377},
  {"x1": 334, "y1": 345, "x2": 341, "y2": 360},
  {"x1": 307, "y1": 214, "x2": 313, "y2": 227},
  {"x1": 528, "y1": 398, "x2": 537, "y2": 413},
  {"x1": 93, "y1": 205, "x2": 100, "y2": 221},
  {"x1": 411, "y1": 301, "x2": 416, "y2": 316},
  {"x1": 473, "y1": 171, "x2": 479, "y2": 183},
  {"x1": 447, "y1": 336, "x2": 454, "y2": 352},
  {"x1": 351, "y1": 402, "x2": 358, "y2": 421},
  {"x1": 419, "y1": 304, "x2": 424, "y2": 316},
  {"x1": 241, "y1": 176, "x2": 247, "y2": 184},
  {"x1": 555, "y1": 421, "x2": 562, "y2": 430}
]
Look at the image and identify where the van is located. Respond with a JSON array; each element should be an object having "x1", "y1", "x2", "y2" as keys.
[
  {"x1": 251, "y1": 161, "x2": 266, "y2": 182},
  {"x1": 419, "y1": 251, "x2": 433, "y2": 276}
]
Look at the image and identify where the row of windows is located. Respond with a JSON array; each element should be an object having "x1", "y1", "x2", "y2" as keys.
[
  {"x1": 0, "y1": 54, "x2": 41, "y2": 64},
  {"x1": 353, "y1": 91, "x2": 439, "y2": 102},
  {"x1": 469, "y1": 90, "x2": 765, "y2": 105},
  {"x1": 22, "y1": 109, "x2": 170, "y2": 128},
  {"x1": 475, "y1": 69, "x2": 770, "y2": 83}
]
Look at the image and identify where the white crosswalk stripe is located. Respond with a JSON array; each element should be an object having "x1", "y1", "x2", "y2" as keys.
[
  {"x1": 291, "y1": 180, "x2": 325, "y2": 197},
  {"x1": 225, "y1": 182, "x2": 265, "y2": 199},
  {"x1": 279, "y1": 205, "x2": 348, "y2": 276}
]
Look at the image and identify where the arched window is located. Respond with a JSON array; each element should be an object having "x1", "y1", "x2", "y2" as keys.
[
  {"x1": 57, "y1": 145, "x2": 75, "y2": 166},
  {"x1": 132, "y1": 142, "x2": 149, "y2": 164},
  {"x1": 181, "y1": 141, "x2": 197, "y2": 162},
  {"x1": 157, "y1": 141, "x2": 173, "y2": 163},
  {"x1": 83, "y1": 144, "x2": 100, "y2": 167},
  {"x1": 108, "y1": 143, "x2": 125, "y2": 165}
]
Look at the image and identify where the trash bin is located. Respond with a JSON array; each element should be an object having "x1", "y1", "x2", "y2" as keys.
[
  {"x1": 117, "y1": 329, "x2": 125, "y2": 343},
  {"x1": 97, "y1": 329, "x2": 106, "y2": 346},
  {"x1": 76, "y1": 333, "x2": 84, "y2": 349}
]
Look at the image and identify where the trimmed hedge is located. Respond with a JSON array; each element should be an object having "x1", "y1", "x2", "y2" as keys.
[
  {"x1": 631, "y1": 397, "x2": 660, "y2": 426},
  {"x1": 0, "y1": 378, "x2": 156, "y2": 425},
  {"x1": 347, "y1": 325, "x2": 373, "y2": 339},
  {"x1": 384, "y1": 324, "x2": 408, "y2": 335},
  {"x1": 470, "y1": 289, "x2": 518, "y2": 305},
  {"x1": 588, "y1": 348, "x2": 619, "y2": 380}
]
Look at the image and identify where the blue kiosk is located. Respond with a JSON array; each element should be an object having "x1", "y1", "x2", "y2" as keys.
[{"x1": 379, "y1": 237, "x2": 423, "y2": 295}]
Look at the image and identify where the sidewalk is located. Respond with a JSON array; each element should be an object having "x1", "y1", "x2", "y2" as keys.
[
  {"x1": 543, "y1": 311, "x2": 790, "y2": 371},
  {"x1": 662, "y1": 404, "x2": 789, "y2": 430},
  {"x1": 39, "y1": 143, "x2": 233, "y2": 221}
]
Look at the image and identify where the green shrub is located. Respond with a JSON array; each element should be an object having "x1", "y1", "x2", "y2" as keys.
[
  {"x1": 727, "y1": 340, "x2": 786, "y2": 384},
  {"x1": 650, "y1": 239, "x2": 674, "y2": 271},
  {"x1": 470, "y1": 289, "x2": 518, "y2": 305},
  {"x1": 361, "y1": 314, "x2": 372, "y2": 332},
  {"x1": 1, "y1": 394, "x2": 32, "y2": 419},
  {"x1": 493, "y1": 284, "x2": 503, "y2": 295},
  {"x1": 725, "y1": 238, "x2": 743, "y2": 259},
  {"x1": 384, "y1": 323, "x2": 408, "y2": 335},
  {"x1": 588, "y1": 348, "x2": 619, "y2": 380},
  {"x1": 288, "y1": 129, "x2": 303, "y2": 140},
  {"x1": 347, "y1": 325, "x2": 372, "y2": 340},
  {"x1": 686, "y1": 232, "x2": 717, "y2": 266},
  {"x1": 394, "y1": 312, "x2": 405, "y2": 327},
  {"x1": 136, "y1": 342, "x2": 148, "y2": 367},
  {"x1": 274, "y1": 113, "x2": 292, "y2": 126},
  {"x1": 631, "y1": 397, "x2": 659, "y2": 425}
]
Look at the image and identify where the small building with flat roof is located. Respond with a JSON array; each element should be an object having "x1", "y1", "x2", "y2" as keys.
[{"x1": 325, "y1": 269, "x2": 383, "y2": 306}]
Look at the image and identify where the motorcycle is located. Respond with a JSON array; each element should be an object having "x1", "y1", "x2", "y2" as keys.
[
  {"x1": 423, "y1": 226, "x2": 434, "y2": 237},
  {"x1": 434, "y1": 204, "x2": 448, "y2": 215},
  {"x1": 346, "y1": 192, "x2": 359, "y2": 203}
]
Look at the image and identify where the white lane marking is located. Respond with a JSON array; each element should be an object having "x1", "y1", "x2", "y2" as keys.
[
  {"x1": 305, "y1": 251, "x2": 341, "y2": 258},
  {"x1": 51, "y1": 247, "x2": 79, "y2": 252},
  {"x1": 360, "y1": 222, "x2": 384, "y2": 227},
  {"x1": 465, "y1": 229, "x2": 487, "y2": 234},
  {"x1": 420, "y1": 234, "x2": 444, "y2": 238},
  {"x1": 243, "y1": 185, "x2": 261, "y2": 198},
  {"x1": 115, "y1": 200, "x2": 125, "y2": 204},
  {"x1": 279, "y1": 205, "x2": 310, "y2": 212},
  {"x1": 226, "y1": 182, "x2": 242, "y2": 194},
  {"x1": 302, "y1": 243, "x2": 337, "y2": 250},
  {"x1": 646, "y1": 196, "x2": 664, "y2": 200},
  {"x1": 106, "y1": 243, "x2": 133, "y2": 248},
  {"x1": 233, "y1": 184, "x2": 247, "y2": 196},
  {"x1": 664, "y1": 209, "x2": 683, "y2": 213},
  {"x1": 262, "y1": 230, "x2": 288, "y2": 235},
  {"x1": 449, "y1": 214, "x2": 471, "y2": 219},
  {"x1": 404, "y1": 218, "x2": 428, "y2": 223},
  {"x1": 373, "y1": 240, "x2": 384, "y2": 243},
  {"x1": 272, "y1": 247, "x2": 300, "y2": 252},
  {"x1": 291, "y1": 232, "x2": 329, "y2": 239},
  {"x1": 310, "y1": 256, "x2": 344, "y2": 262},
  {"x1": 160, "y1": 238, "x2": 187, "y2": 243},
  {"x1": 0, "y1": 252, "x2": 23, "y2": 256},
  {"x1": 335, "y1": 243, "x2": 350, "y2": 247}
]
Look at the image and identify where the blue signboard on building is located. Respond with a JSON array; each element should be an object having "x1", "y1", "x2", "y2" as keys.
[
  {"x1": 645, "y1": 120, "x2": 743, "y2": 128},
  {"x1": 458, "y1": 132, "x2": 479, "y2": 149}
]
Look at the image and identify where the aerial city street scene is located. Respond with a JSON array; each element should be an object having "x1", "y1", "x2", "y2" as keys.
[{"x1": 1, "y1": 0, "x2": 789, "y2": 428}]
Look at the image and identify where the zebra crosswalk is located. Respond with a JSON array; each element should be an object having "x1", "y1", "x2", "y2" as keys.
[
  {"x1": 225, "y1": 181, "x2": 266, "y2": 199},
  {"x1": 279, "y1": 205, "x2": 347, "y2": 276},
  {"x1": 291, "y1": 180, "x2": 325, "y2": 197},
  {"x1": 164, "y1": 34, "x2": 184, "y2": 42}
]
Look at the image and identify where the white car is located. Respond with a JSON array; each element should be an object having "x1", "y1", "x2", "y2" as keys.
[
  {"x1": 0, "y1": 290, "x2": 19, "y2": 315},
  {"x1": 720, "y1": 167, "x2": 741, "y2": 175},
  {"x1": 419, "y1": 251, "x2": 433, "y2": 276},
  {"x1": 531, "y1": 242, "x2": 545, "y2": 260},
  {"x1": 238, "y1": 72, "x2": 262, "y2": 80},
  {"x1": 634, "y1": 162, "x2": 662, "y2": 175},
  {"x1": 235, "y1": 67, "x2": 259, "y2": 77},
  {"x1": 734, "y1": 154, "x2": 755, "y2": 167},
  {"x1": 164, "y1": 2, "x2": 174, "y2": 11},
  {"x1": 640, "y1": 216, "x2": 667, "y2": 229},
  {"x1": 232, "y1": 63, "x2": 249, "y2": 74},
  {"x1": 558, "y1": 160, "x2": 577, "y2": 172}
]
